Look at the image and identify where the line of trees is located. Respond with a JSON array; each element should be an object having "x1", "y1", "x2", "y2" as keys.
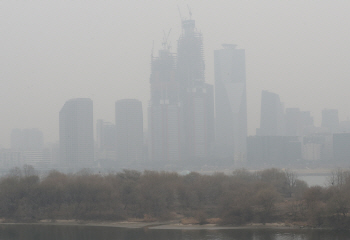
[{"x1": 0, "y1": 166, "x2": 350, "y2": 228}]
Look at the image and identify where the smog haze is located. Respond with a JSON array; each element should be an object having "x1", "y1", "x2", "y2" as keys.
[{"x1": 1, "y1": 1, "x2": 350, "y2": 147}]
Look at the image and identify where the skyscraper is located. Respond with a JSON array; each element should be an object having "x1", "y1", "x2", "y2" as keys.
[
  {"x1": 285, "y1": 108, "x2": 314, "y2": 136},
  {"x1": 258, "y1": 90, "x2": 285, "y2": 136},
  {"x1": 148, "y1": 48, "x2": 181, "y2": 163},
  {"x1": 59, "y1": 98, "x2": 94, "y2": 168},
  {"x1": 176, "y1": 19, "x2": 214, "y2": 160},
  {"x1": 214, "y1": 44, "x2": 247, "y2": 162},
  {"x1": 115, "y1": 99, "x2": 143, "y2": 164}
]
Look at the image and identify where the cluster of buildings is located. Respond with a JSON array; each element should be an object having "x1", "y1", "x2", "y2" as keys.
[
  {"x1": 95, "y1": 18, "x2": 247, "y2": 170},
  {"x1": 1, "y1": 17, "x2": 350, "y2": 172},
  {"x1": 249, "y1": 90, "x2": 350, "y2": 166},
  {"x1": 0, "y1": 128, "x2": 53, "y2": 172}
]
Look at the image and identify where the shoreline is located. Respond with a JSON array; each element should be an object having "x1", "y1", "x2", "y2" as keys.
[{"x1": 0, "y1": 220, "x2": 306, "y2": 230}]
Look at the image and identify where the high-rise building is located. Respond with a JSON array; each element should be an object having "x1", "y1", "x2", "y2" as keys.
[
  {"x1": 257, "y1": 90, "x2": 285, "y2": 136},
  {"x1": 176, "y1": 19, "x2": 214, "y2": 160},
  {"x1": 147, "y1": 17, "x2": 214, "y2": 164},
  {"x1": 96, "y1": 120, "x2": 116, "y2": 162},
  {"x1": 115, "y1": 99, "x2": 143, "y2": 164},
  {"x1": 322, "y1": 109, "x2": 339, "y2": 133},
  {"x1": 59, "y1": 98, "x2": 94, "y2": 168},
  {"x1": 214, "y1": 44, "x2": 247, "y2": 162},
  {"x1": 148, "y1": 48, "x2": 181, "y2": 163},
  {"x1": 285, "y1": 108, "x2": 314, "y2": 136}
]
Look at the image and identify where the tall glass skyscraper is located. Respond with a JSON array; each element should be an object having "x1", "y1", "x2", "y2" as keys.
[{"x1": 214, "y1": 44, "x2": 247, "y2": 163}]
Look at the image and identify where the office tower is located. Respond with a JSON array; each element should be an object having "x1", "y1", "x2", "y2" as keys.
[
  {"x1": 96, "y1": 120, "x2": 116, "y2": 161},
  {"x1": 115, "y1": 99, "x2": 143, "y2": 164},
  {"x1": 59, "y1": 98, "x2": 94, "y2": 168},
  {"x1": 148, "y1": 48, "x2": 181, "y2": 163},
  {"x1": 214, "y1": 44, "x2": 247, "y2": 162},
  {"x1": 11, "y1": 128, "x2": 43, "y2": 151},
  {"x1": 257, "y1": 90, "x2": 285, "y2": 136},
  {"x1": 176, "y1": 19, "x2": 214, "y2": 160},
  {"x1": 285, "y1": 108, "x2": 314, "y2": 136},
  {"x1": 322, "y1": 109, "x2": 339, "y2": 133}
]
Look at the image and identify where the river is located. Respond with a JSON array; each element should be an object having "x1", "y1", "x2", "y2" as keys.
[
  {"x1": 0, "y1": 224, "x2": 349, "y2": 240},
  {"x1": 298, "y1": 174, "x2": 329, "y2": 187}
]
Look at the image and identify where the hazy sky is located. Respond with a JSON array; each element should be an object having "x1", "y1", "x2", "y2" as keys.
[{"x1": 1, "y1": 1, "x2": 350, "y2": 147}]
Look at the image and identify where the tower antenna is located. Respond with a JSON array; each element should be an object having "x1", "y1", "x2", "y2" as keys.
[
  {"x1": 162, "y1": 29, "x2": 172, "y2": 50},
  {"x1": 187, "y1": 5, "x2": 192, "y2": 19},
  {"x1": 151, "y1": 40, "x2": 154, "y2": 58}
]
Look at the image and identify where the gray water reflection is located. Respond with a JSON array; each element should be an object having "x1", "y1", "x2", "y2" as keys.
[{"x1": 0, "y1": 225, "x2": 349, "y2": 240}]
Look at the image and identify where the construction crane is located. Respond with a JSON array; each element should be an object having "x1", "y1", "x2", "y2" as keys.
[
  {"x1": 162, "y1": 29, "x2": 172, "y2": 50},
  {"x1": 187, "y1": 5, "x2": 192, "y2": 19}
]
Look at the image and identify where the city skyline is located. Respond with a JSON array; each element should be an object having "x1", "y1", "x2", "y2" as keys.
[{"x1": 1, "y1": 1, "x2": 350, "y2": 147}]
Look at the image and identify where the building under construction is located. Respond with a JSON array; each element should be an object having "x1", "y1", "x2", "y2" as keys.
[
  {"x1": 177, "y1": 19, "x2": 214, "y2": 161},
  {"x1": 148, "y1": 47, "x2": 181, "y2": 163},
  {"x1": 148, "y1": 18, "x2": 214, "y2": 164}
]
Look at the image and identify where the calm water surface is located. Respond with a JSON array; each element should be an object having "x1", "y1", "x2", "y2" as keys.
[
  {"x1": 299, "y1": 175, "x2": 329, "y2": 187},
  {"x1": 0, "y1": 225, "x2": 350, "y2": 240}
]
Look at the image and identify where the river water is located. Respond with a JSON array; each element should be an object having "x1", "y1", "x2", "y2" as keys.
[
  {"x1": 0, "y1": 224, "x2": 350, "y2": 240},
  {"x1": 298, "y1": 175, "x2": 329, "y2": 187}
]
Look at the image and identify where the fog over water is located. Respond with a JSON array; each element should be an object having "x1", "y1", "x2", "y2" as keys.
[{"x1": 1, "y1": 1, "x2": 350, "y2": 147}]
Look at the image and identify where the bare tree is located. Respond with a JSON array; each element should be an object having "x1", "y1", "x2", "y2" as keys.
[{"x1": 285, "y1": 169, "x2": 298, "y2": 198}]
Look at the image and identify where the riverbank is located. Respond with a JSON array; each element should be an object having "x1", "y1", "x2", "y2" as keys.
[{"x1": 0, "y1": 219, "x2": 306, "y2": 230}]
